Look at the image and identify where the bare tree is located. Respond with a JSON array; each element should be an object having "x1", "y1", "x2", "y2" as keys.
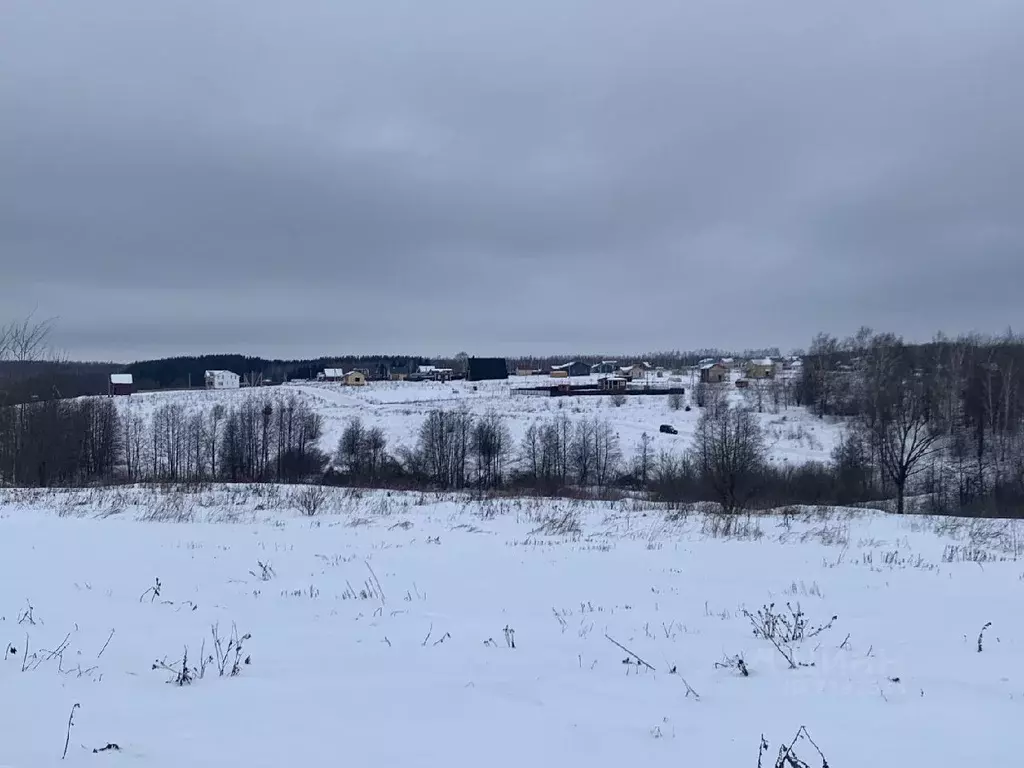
[
  {"x1": 592, "y1": 420, "x2": 621, "y2": 488},
  {"x1": 121, "y1": 410, "x2": 143, "y2": 482},
  {"x1": 416, "y1": 408, "x2": 473, "y2": 489},
  {"x1": 471, "y1": 412, "x2": 510, "y2": 488},
  {"x1": 571, "y1": 418, "x2": 598, "y2": 486},
  {"x1": 208, "y1": 404, "x2": 225, "y2": 479},
  {"x1": 805, "y1": 332, "x2": 840, "y2": 417},
  {"x1": 634, "y1": 432, "x2": 653, "y2": 487},
  {"x1": 543, "y1": 414, "x2": 573, "y2": 487},
  {"x1": 0, "y1": 313, "x2": 56, "y2": 363},
  {"x1": 874, "y1": 384, "x2": 942, "y2": 514},
  {"x1": 745, "y1": 376, "x2": 772, "y2": 414},
  {"x1": 695, "y1": 381, "x2": 725, "y2": 415},
  {"x1": 517, "y1": 414, "x2": 573, "y2": 489},
  {"x1": 690, "y1": 404, "x2": 766, "y2": 513},
  {"x1": 336, "y1": 417, "x2": 366, "y2": 478},
  {"x1": 363, "y1": 426, "x2": 388, "y2": 482}
]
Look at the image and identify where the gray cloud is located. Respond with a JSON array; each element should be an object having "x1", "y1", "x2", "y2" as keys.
[{"x1": 2, "y1": 0, "x2": 1023, "y2": 361}]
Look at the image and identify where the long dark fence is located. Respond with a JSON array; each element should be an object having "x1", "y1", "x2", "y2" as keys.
[{"x1": 512, "y1": 384, "x2": 685, "y2": 398}]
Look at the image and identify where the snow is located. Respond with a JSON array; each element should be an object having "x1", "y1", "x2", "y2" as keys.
[
  {"x1": 119, "y1": 374, "x2": 844, "y2": 467},
  {"x1": 1, "y1": 488, "x2": 1022, "y2": 765}
]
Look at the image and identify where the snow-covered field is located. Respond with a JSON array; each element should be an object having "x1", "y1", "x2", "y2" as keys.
[
  {"x1": 122, "y1": 375, "x2": 843, "y2": 466},
  {"x1": 2, "y1": 486, "x2": 1022, "y2": 765}
]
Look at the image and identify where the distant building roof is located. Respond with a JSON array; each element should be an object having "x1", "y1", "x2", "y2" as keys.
[
  {"x1": 751, "y1": 358, "x2": 774, "y2": 366},
  {"x1": 323, "y1": 368, "x2": 344, "y2": 377},
  {"x1": 110, "y1": 373, "x2": 133, "y2": 385}
]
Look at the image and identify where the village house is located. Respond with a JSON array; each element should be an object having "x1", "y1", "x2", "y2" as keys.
[
  {"x1": 342, "y1": 370, "x2": 367, "y2": 386},
  {"x1": 618, "y1": 362, "x2": 652, "y2": 381},
  {"x1": 349, "y1": 360, "x2": 393, "y2": 380},
  {"x1": 205, "y1": 370, "x2": 240, "y2": 389},
  {"x1": 414, "y1": 365, "x2": 453, "y2": 382},
  {"x1": 108, "y1": 373, "x2": 134, "y2": 396},
  {"x1": 700, "y1": 362, "x2": 729, "y2": 384},
  {"x1": 551, "y1": 361, "x2": 591, "y2": 377},
  {"x1": 746, "y1": 358, "x2": 778, "y2": 379},
  {"x1": 590, "y1": 360, "x2": 619, "y2": 375},
  {"x1": 388, "y1": 361, "x2": 414, "y2": 381},
  {"x1": 319, "y1": 368, "x2": 344, "y2": 382}
]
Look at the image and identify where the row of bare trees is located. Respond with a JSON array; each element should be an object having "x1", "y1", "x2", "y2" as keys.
[
  {"x1": 0, "y1": 393, "x2": 327, "y2": 487},
  {"x1": 800, "y1": 329, "x2": 1024, "y2": 516},
  {"x1": 337, "y1": 410, "x2": 624, "y2": 492}
]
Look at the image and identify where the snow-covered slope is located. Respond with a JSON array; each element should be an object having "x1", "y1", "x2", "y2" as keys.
[
  {"x1": 1, "y1": 489, "x2": 1020, "y2": 765},
  {"x1": 121, "y1": 375, "x2": 843, "y2": 466}
]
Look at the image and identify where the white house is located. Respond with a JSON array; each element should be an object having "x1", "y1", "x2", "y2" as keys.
[{"x1": 205, "y1": 370, "x2": 240, "y2": 390}]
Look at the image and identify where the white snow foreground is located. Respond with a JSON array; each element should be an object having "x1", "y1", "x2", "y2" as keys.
[{"x1": 1, "y1": 487, "x2": 1021, "y2": 766}]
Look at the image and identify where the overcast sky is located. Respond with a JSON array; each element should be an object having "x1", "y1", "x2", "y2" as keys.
[{"x1": 3, "y1": 1, "x2": 1023, "y2": 362}]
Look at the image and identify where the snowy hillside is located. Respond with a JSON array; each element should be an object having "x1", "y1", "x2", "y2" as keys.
[
  {"x1": 1, "y1": 488, "x2": 1021, "y2": 765},
  {"x1": 121, "y1": 375, "x2": 843, "y2": 467}
]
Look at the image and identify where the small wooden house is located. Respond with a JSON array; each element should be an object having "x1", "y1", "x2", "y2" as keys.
[
  {"x1": 109, "y1": 373, "x2": 134, "y2": 396},
  {"x1": 699, "y1": 363, "x2": 729, "y2": 384},
  {"x1": 342, "y1": 370, "x2": 367, "y2": 386}
]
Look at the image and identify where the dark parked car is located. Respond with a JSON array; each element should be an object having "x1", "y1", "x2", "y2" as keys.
[{"x1": 659, "y1": 424, "x2": 678, "y2": 435}]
